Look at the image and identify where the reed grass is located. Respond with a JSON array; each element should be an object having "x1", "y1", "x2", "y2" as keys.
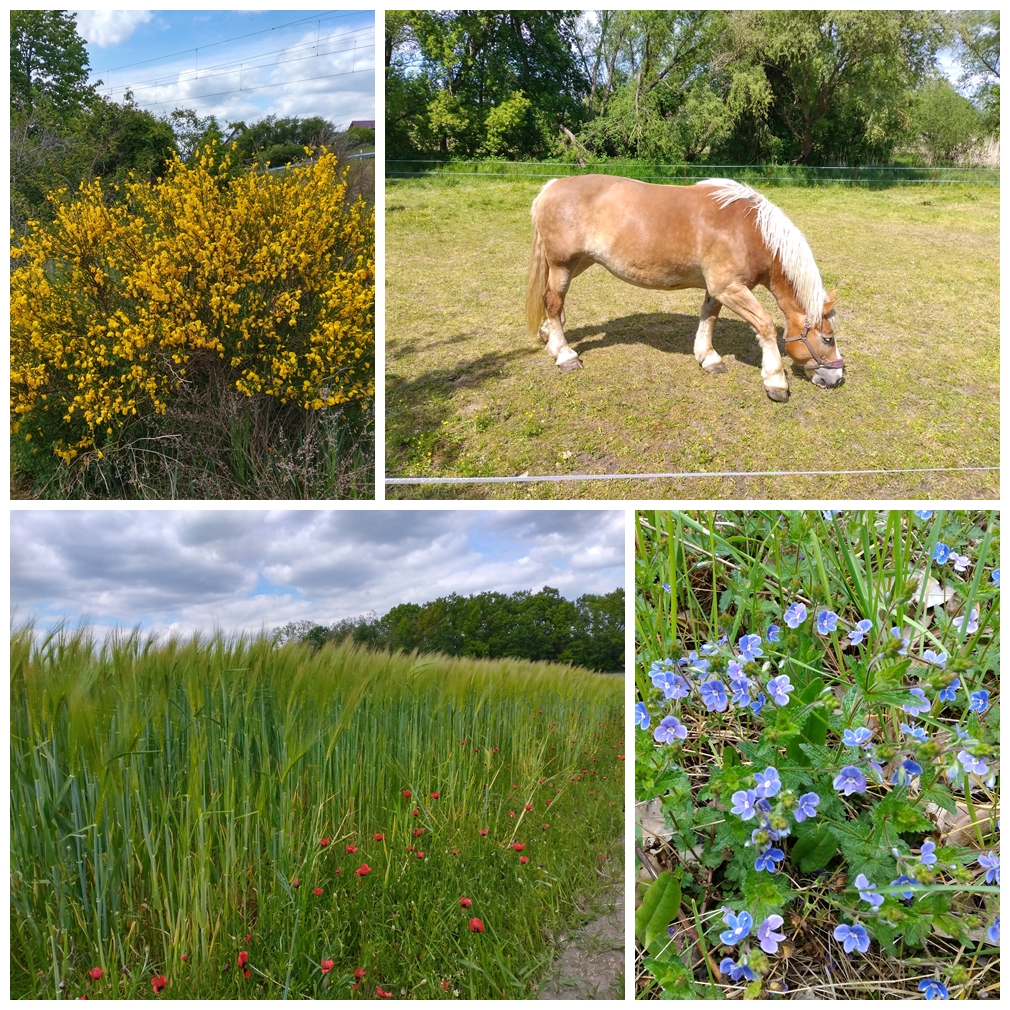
[{"x1": 11, "y1": 627, "x2": 623, "y2": 999}]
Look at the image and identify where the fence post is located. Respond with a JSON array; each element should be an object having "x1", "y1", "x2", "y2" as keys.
[
  {"x1": 683, "y1": 164, "x2": 687, "y2": 185},
  {"x1": 853, "y1": 165, "x2": 858, "y2": 188},
  {"x1": 932, "y1": 167, "x2": 936, "y2": 189}
]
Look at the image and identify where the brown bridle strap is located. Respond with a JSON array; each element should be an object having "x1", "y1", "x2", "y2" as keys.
[{"x1": 784, "y1": 316, "x2": 844, "y2": 369}]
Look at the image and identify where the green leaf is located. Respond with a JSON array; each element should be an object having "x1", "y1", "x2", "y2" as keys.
[
  {"x1": 871, "y1": 790, "x2": 933, "y2": 835},
  {"x1": 790, "y1": 824, "x2": 838, "y2": 871},
  {"x1": 931, "y1": 913, "x2": 968, "y2": 942},
  {"x1": 636, "y1": 872, "x2": 682, "y2": 954}
]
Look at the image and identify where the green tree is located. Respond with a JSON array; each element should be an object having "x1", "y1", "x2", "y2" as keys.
[
  {"x1": 913, "y1": 77, "x2": 981, "y2": 162},
  {"x1": 724, "y1": 10, "x2": 945, "y2": 163},
  {"x1": 951, "y1": 10, "x2": 999, "y2": 134},
  {"x1": 10, "y1": 9, "x2": 96, "y2": 117}
]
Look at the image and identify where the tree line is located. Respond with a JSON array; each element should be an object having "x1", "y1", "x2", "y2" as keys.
[
  {"x1": 387, "y1": 9, "x2": 999, "y2": 165},
  {"x1": 277, "y1": 586, "x2": 625, "y2": 673},
  {"x1": 10, "y1": 10, "x2": 374, "y2": 237}
]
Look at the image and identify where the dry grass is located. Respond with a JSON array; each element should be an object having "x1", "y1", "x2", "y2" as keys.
[{"x1": 385, "y1": 177, "x2": 998, "y2": 500}]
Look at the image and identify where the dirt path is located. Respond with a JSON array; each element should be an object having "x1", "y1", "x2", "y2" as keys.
[{"x1": 536, "y1": 882, "x2": 624, "y2": 1000}]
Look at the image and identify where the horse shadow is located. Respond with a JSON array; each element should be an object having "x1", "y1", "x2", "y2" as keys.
[{"x1": 563, "y1": 311, "x2": 806, "y2": 376}]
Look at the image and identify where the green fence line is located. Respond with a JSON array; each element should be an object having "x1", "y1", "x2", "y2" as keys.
[{"x1": 387, "y1": 159, "x2": 999, "y2": 188}]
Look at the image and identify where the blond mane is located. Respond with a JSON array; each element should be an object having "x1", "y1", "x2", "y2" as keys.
[{"x1": 698, "y1": 179, "x2": 828, "y2": 322}]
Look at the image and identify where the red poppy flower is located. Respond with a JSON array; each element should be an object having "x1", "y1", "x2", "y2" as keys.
[
  {"x1": 151, "y1": 975, "x2": 167, "y2": 994},
  {"x1": 412, "y1": 808, "x2": 419, "y2": 816},
  {"x1": 598, "y1": 853, "x2": 606, "y2": 861},
  {"x1": 246, "y1": 934, "x2": 252, "y2": 943},
  {"x1": 519, "y1": 855, "x2": 529, "y2": 864},
  {"x1": 313, "y1": 887, "x2": 323, "y2": 896},
  {"x1": 292, "y1": 878, "x2": 300, "y2": 888},
  {"x1": 354, "y1": 863, "x2": 372, "y2": 876},
  {"x1": 512, "y1": 784, "x2": 517, "y2": 790},
  {"x1": 346, "y1": 844, "x2": 358, "y2": 853},
  {"x1": 402, "y1": 789, "x2": 412, "y2": 798},
  {"x1": 376, "y1": 986, "x2": 393, "y2": 998},
  {"x1": 545, "y1": 799, "x2": 551, "y2": 807},
  {"x1": 512, "y1": 842, "x2": 525, "y2": 851},
  {"x1": 335, "y1": 868, "x2": 342, "y2": 874},
  {"x1": 478, "y1": 828, "x2": 489, "y2": 836},
  {"x1": 542, "y1": 823, "x2": 550, "y2": 830},
  {"x1": 524, "y1": 804, "x2": 533, "y2": 811},
  {"x1": 618, "y1": 755, "x2": 625, "y2": 761},
  {"x1": 416, "y1": 851, "x2": 425, "y2": 859},
  {"x1": 451, "y1": 848, "x2": 459, "y2": 854},
  {"x1": 588, "y1": 791, "x2": 594, "y2": 796},
  {"x1": 508, "y1": 811, "x2": 515, "y2": 818},
  {"x1": 354, "y1": 967, "x2": 366, "y2": 980},
  {"x1": 320, "y1": 959, "x2": 334, "y2": 975},
  {"x1": 441, "y1": 980, "x2": 450, "y2": 990},
  {"x1": 77, "y1": 996, "x2": 88, "y2": 1000},
  {"x1": 413, "y1": 827, "x2": 424, "y2": 837},
  {"x1": 238, "y1": 951, "x2": 248, "y2": 969},
  {"x1": 468, "y1": 918, "x2": 484, "y2": 933},
  {"x1": 430, "y1": 791, "x2": 440, "y2": 799},
  {"x1": 180, "y1": 955, "x2": 187, "y2": 963},
  {"x1": 88, "y1": 968, "x2": 104, "y2": 980},
  {"x1": 373, "y1": 833, "x2": 385, "y2": 841},
  {"x1": 460, "y1": 897, "x2": 472, "y2": 908},
  {"x1": 320, "y1": 837, "x2": 330, "y2": 847}
]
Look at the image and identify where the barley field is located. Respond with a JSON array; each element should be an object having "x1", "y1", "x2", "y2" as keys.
[{"x1": 10, "y1": 628, "x2": 623, "y2": 999}]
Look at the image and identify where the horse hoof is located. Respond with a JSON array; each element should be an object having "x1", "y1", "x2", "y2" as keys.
[
  {"x1": 765, "y1": 386, "x2": 789, "y2": 403},
  {"x1": 557, "y1": 357, "x2": 582, "y2": 372},
  {"x1": 703, "y1": 361, "x2": 728, "y2": 374}
]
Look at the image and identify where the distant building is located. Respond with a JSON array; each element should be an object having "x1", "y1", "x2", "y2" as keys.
[{"x1": 349, "y1": 120, "x2": 375, "y2": 131}]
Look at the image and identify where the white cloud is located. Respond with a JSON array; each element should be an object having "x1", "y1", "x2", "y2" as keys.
[{"x1": 74, "y1": 10, "x2": 154, "y2": 48}]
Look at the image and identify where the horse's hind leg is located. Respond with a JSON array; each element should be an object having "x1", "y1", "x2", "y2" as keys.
[
  {"x1": 542, "y1": 266, "x2": 581, "y2": 371},
  {"x1": 694, "y1": 293, "x2": 726, "y2": 373}
]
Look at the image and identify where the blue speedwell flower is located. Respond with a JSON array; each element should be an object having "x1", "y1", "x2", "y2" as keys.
[
  {"x1": 933, "y1": 542, "x2": 950, "y2": 564},
  {"x1": 730, "y1": 789, "x2": 758, "y2": 821},
  {"x1": 634, "y1": 701, "x2": 650, "y2": 731},
  {"x1": 833, "y1": 766, "x2": 867, "y2": 796},
  {"x1": 719, "y1": 909, "x2": 753, "y2": 945},
  {"x1": 847, "y1": 618, "x2": 872, "y2": 645},
  {"x1": 753, "y1": 766, "x2": 781, "y2": 799},
  {"x1": 842, "y1": 727, "x2": 873, "y2": 747},
  {"x1": 653, "y1": 716, "x2": 687, "y2": 744},
  {"x1": 783, "y1": 602, "x2": 807, "y2": 628},
  {"x1": 699, "y1": 679, "x2": 728, "y2": 712},
  {"x1": 754, "y1": 847, "x2": 785, "y2": 873},
  {"x1": 833, "y1": 923, "x2": 870, "y2": 954},
  {"x1": 922, "y1": 648, "x2": 947, "y2": 667},
  {"x1": 957, "y1": 750, "x2": 989, "y2": 776},
  {"x1": 679, "y1": 651, "x2": 711, "y2": 674},
  {"x1": 757, "y1": 914, "x2": 786, "y2": 954},
  {"x1": 918, "y1": 840, "x2": 937, "y2": 867},
  {"x1": 766, "y1": 624, "x2": 780, "y2": 643},
  {"x1": 750, "y1": 692, "x2": 766, "y2": 715},
  {"x1": 853, "y1": 873, "x2": 884, "y2": 908},
  {"x1": 737, "y1": 634, "x2": 764, "y2": 662},
  {"x1": 891, "y1": 873, "x2": 916, "y2": 901},
  {"x1": 918, "y1": 980, "x2": 949, "y2": 1000},
  {"x1": 652, "y1": 669, "x2": 690, "y2": 700},
  {"x1": 767, "y1": 675, "x2": 794, "y2": 707},
  {"x1": 938, "y1": 677, "x2": 959, "y2": 703},
  {"x1": 793, "y1": 792, "x2": 820, "y2": 823},
  {"x1": 902, "y1": 687, "x2": 930, "y2": 716},
  {"x1": 822, "y1": 509, "x2": 842, "y2": 519},
  {"x1": 900, "y1": 722, "x2": 927, "y2": 741},
  {"x1": 729, "y1": 676, "x2": 753, "y2": 706},
  {"x1": 890, "y1": 627, "x2": 910, "y2": 655},
  {"x1": 914, "y1": 509, "x2": 934, "y2": 520},
  {"x1": 892, "y1": 759, "x2": 924, "y2": 786},
  {"x1": 953, "y1": 607, "x2": 980, "y2": 634},
  {"x1": 992, "y1": 568, "x2": 1000, "y2": 586},
  {"x1": 816, "y1": 610, "x2": 839, "y2": 634},
  {"x1": 718, "y1": 957, "x2": 755, "y2": 982},
  {"x1": 950, "y1": 551, "x2": 971, "y2": 573},
  {"x1": 987, "y1": 916, "x2": 1000, "y2": 944},
  {"x1": 968, "y1": 689, "x2": 989, "y2": 713},
  {"x1": 978, "y1": 851, "x2": 1000, "y2": 885}
]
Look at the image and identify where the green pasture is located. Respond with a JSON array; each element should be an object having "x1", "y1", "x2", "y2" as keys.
[
  {"x1": 10, "y1": 629, "x2": 623, "y2": 999},
  {"x1": 385, "y1": 177, "x2": 998, "y2": 500}
]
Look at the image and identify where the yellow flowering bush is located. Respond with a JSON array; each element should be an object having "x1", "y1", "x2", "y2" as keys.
[{"x1": 11, "y1": 144, "x2": 374, "y2": 465}]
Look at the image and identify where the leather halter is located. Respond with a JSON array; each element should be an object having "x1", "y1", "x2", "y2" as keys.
[{"x1": 785, "y1": 316, "x2": 844, "y2": 369}]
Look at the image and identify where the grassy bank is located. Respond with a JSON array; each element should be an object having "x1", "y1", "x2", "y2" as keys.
[
  {"x1": 385, "y1": 177, "x2": 998, "y2": 500},
  {"x1": 11, "y1": 629, "x2": 623, "y2": 999}
]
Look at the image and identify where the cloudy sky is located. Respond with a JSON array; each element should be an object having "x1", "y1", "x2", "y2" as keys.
[
  {"x1": 73, "y1": 9, "x2": 375, "y2": 128},
  {"x1": 11, "y1": 510, "x2": 625, "y2": 637}
]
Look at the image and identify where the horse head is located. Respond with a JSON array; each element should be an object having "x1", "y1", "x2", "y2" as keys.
[{"x1": 783, "y1": 292, "x2": 844, "y2": 388}]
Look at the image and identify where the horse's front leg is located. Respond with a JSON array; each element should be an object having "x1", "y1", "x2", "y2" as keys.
[
  {"x1": 541, "y1": 266, "x2": 581, "y2": 371},
  {"x1": 713, "y1": 284, "x2": 789, "y2": 402},
  {"x1": 694, "y1": 293, "x2": 726, "y2": 373}
]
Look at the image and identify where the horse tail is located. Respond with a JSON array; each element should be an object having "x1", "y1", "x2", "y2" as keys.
[
  {"x1": 526, "y1": 181, "x2": 555, "y2": 336},
  {"x1": 526, "y1": 217, "x2": 548, "y2": 336}
]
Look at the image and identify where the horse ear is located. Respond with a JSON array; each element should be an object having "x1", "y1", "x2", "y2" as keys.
[{"x1": 823, "y1": 290, "x2": 838, "y2": 314}]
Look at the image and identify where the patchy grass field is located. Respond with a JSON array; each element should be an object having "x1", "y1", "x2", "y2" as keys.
[{"x1": 385, "y1": 177, "x2": 998, "y2": 500}]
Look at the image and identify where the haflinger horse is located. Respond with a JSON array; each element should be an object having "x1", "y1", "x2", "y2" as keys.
[{"x1": 525, "y1": 175, "x2": 844, "y2": 401}]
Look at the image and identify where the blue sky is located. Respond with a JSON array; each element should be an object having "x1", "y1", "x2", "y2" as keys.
[
  {"x1": 11, "y1": 510, "x2": 625, "y2": 637},
  {"x1": 73, "y1": 9, "x2": 375, "y2": 128}
]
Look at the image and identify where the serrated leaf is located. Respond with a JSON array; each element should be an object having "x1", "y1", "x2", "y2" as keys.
[{"x1": 635, "y1": 872, "x2": 682, "y2": 954}]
